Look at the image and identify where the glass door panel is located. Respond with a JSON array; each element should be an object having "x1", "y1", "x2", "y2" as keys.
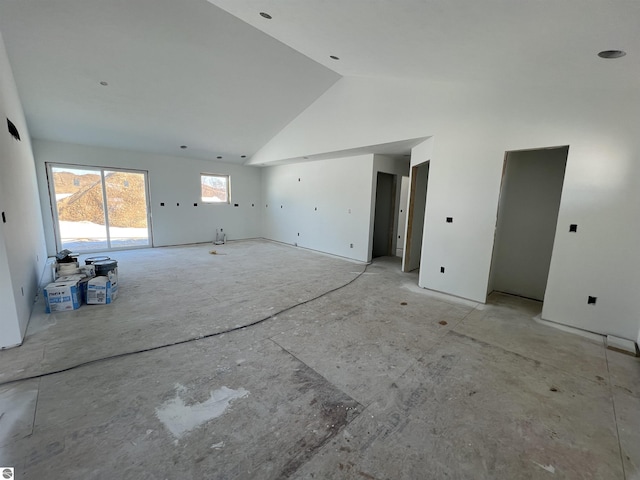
[
  {"x1": 104, "y1": 170, "x2": 150, "y2": 248},
  {"x1": 50, "y1": 166, "x2": 108, "y2": 252}
]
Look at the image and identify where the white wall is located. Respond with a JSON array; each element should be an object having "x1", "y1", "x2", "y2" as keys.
[
  {"x1": 0, "y1": 31, "x2": 48, "y2": 348},
  {"x1": 261, "y1": 155, "x2": 375, "y2": 262},
  {"x1": 33, "y1": 140, "x2": 263, "y2": 254},
  {"x1": 489, "y1": 148, "x2": 567, "y2": 300},
  {"x1": 249, "y1": 75, "x2": 640, "y2": 341},
  {"x1": 396, "y1": 175, "x2": 409, "y2": 257}
]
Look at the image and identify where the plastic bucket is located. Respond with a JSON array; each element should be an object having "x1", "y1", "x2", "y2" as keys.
[
  {"x1": 85, "y1": 256, "x2": 111, "y2": 265},
  {"x1": 93, "y1": 260, "x2": 118, "y2": 277}
]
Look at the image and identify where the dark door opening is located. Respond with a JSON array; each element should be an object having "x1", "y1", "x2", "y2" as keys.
[{"x1": 372, "y1": 172, "x2": 396, "y2": 258}]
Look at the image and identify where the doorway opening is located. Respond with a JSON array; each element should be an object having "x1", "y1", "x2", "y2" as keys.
[
  {"x1": 488, "y1": 146, "x2": 568, "y2": 301},
  {"x1": 372, "y1": 172, "x2": 397, "y2": 258},
  {"x1": 46, "y1": 163, "x2": 152, "y2": 252},
  {"x1": 403, "y1": 161, "x2": 429, "y2": 272}
]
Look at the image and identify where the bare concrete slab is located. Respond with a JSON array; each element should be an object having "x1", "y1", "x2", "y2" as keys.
[
  {"x1": 0, "y1": 240, "x2": 635, "y2": 478},
  {"x1": 293, "y1": 332, "x2": 624, "y2": 479}
]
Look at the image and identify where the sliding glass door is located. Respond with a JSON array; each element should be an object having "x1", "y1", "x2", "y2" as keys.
[{"x1": 47, "y1": 164, "x2": 151, "y2": 252}]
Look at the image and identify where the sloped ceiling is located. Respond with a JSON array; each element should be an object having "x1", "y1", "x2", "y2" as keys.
[
  {"x1": 211, "y1": 0, "x2": 639, "y2": 90},
  {"x1": 0, "y1": 0, "x2": 340, "y2": 164},
  {"x1": 1, "y1": 0, "x2": 638, "y2": 165}
]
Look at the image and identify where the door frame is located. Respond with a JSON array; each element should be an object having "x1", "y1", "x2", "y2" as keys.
[{"x1": 46, "y1": 162, "x2": 153, "y2": 252}]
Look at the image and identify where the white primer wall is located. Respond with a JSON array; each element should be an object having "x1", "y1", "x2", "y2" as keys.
[
  {"x1": 489, "y1": 148, "x2": 567, "y2": 301},
  {"x1": 396, "y1": 176, "x2": 409, "y2": 257},
  {"x1": 0, "y1": 32, "x2": 48, "y2": 348},
  {"x1": 33, "y1": 140, "x2": 262, "y2": 255},
  {"x1": 249, "y1": 76, "x2": 640, "y2": 341},
  {"x1": 261, "y1": 155, "x2": 374, "y2": 262}
]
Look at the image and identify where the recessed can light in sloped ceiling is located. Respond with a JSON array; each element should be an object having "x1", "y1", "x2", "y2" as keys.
[
  {"x1": 217, "y1": 156, "x2": 222, "y2": 159},
  {"x1": 598, "y1": 50, "x2": 626, "y2": 59},
  {"x1": 99, "y1": 81, "x2": 108, "y2": 86},
  {"x1": 260, "y1": 12, "x2": 272, "y2": 19},
  {"x1": 241, "y1": 155, "x2": 246, "y2": 158},
  {"x1": 329, "y1": 55, "x2": 340, "y2": 60},
  {"x1": 180, "y1": 145, "x2": 187, "y2": 149}
]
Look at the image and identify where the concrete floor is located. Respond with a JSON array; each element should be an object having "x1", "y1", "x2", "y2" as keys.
[{"x1": 0, "y1": 239, "x2": 638, "y2": 479}]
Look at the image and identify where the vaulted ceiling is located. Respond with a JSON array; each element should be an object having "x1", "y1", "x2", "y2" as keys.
[{"x1": 1, "y1": 0, "x2": 637, "y2": 165}]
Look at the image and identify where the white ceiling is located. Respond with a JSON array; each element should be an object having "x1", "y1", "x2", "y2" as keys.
[
  {"x1": 0, "y1": 0, "x2": 340, "y2": 164},
  {"x1": 1, "y1": 0, "x2": 638, "y2": 165},
  {"x1": 212, "y1": 0, "x2": 639, "y2": 89}
]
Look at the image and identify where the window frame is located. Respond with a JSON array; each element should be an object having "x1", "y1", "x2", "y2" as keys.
[{"x1": 200, "y1": 173, "x2": 231, "y2": 204}]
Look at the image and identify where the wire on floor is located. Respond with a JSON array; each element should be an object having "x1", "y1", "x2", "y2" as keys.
[{"x1": 0, "y1": 263, "x2": 370, "y2": 388}]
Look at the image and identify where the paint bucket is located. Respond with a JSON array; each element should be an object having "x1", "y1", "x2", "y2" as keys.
[
  {"x1": 93, "y1": 260, "x2": 118, "y2": 277},
  {"x1": 93, "y1": 260, "x2": 119, "y2": 301},
  {"x1": 85, "y1": 256, "x2": 111, "y2": 265}
]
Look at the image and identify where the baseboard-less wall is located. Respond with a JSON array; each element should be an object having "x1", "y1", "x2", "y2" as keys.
[
  {"x1": 33, "y1": 140, "x2": 263, "y2": 255},
  {"x1": 261, "y1": 155, "x2": 375, "y2": 262},
  {"x1": 261, "y1": 154, "x2": 409, "y2": 263},
  {"x1": 247, "y1": 75, "x2": 640, "y2": 341},
  {"x1": 0, "y1": 31, "x2": 48, "y2": 348}
]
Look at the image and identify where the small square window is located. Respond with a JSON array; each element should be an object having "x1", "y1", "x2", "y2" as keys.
[{"x1": 201, "y1": 174, "x2": 230, "y2": 204}]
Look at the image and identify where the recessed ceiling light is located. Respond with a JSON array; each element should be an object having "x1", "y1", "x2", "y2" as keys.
[
  {"x1": 329, "y1": 55, "x2": 340, "y2": 60},
  {"x1": 260, "y1": 12, "x2": 272, "y2": 19},
  {"x1": 217, "y1": 156, "x2": 222, "y2": 159},
  {"x1": 598, "y1": 50, "x2": 626, "y2": 59},
  {"x1": 99, "y1": 81, "x2": 108, "y2": 86},
  {"x1": 180, "y1": 145, "x2": 187, "y2": 149},
  {"x1": 241, "y1": 155, "x2": 246, "y2": 158}
]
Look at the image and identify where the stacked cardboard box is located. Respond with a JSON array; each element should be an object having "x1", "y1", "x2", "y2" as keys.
[{"x1": 44, "y1": 251, "x2": 120, "y2": 312}]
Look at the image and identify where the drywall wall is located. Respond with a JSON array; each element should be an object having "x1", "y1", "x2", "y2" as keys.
[
  {"x1": 0, "y1": 31, "x2": 48, "y2": 348},
  {"x1": 248, "y1": 75, "x2": 640, "y2": 341},
  {"x1": 33, "y1": 140, "x2": 263, "y2": 254},
  {"x1": 489, "y1": 148, "x2": 568, "y2": 300},
  {"x1": 261, "y1": 154, "x2": 375, "y2": 262},
  {"x1": 396, "y1": 176, "x2": 409, "y2": 257}
]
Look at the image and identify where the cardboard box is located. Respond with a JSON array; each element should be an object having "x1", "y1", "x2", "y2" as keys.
[
  {"x1": 80, "y1": 264, "x2": 96, "y2": 278},
  {"x1": 106, "y1": 270, "x2": 118, "y2": 300},
  {"x1": 87, "y1": 276, "x2": 113, "y2": 304},
  {"x1": 55, "y1": 274, "x2": 86, "y2": 282},
  {"x1": 44, "y1": 281, "x2": 81, "y2": 313}
]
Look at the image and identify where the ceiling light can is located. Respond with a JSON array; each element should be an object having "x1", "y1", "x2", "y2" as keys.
[{"x1": 598, "y1": 50, "x2": 626, "y2": 59}]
